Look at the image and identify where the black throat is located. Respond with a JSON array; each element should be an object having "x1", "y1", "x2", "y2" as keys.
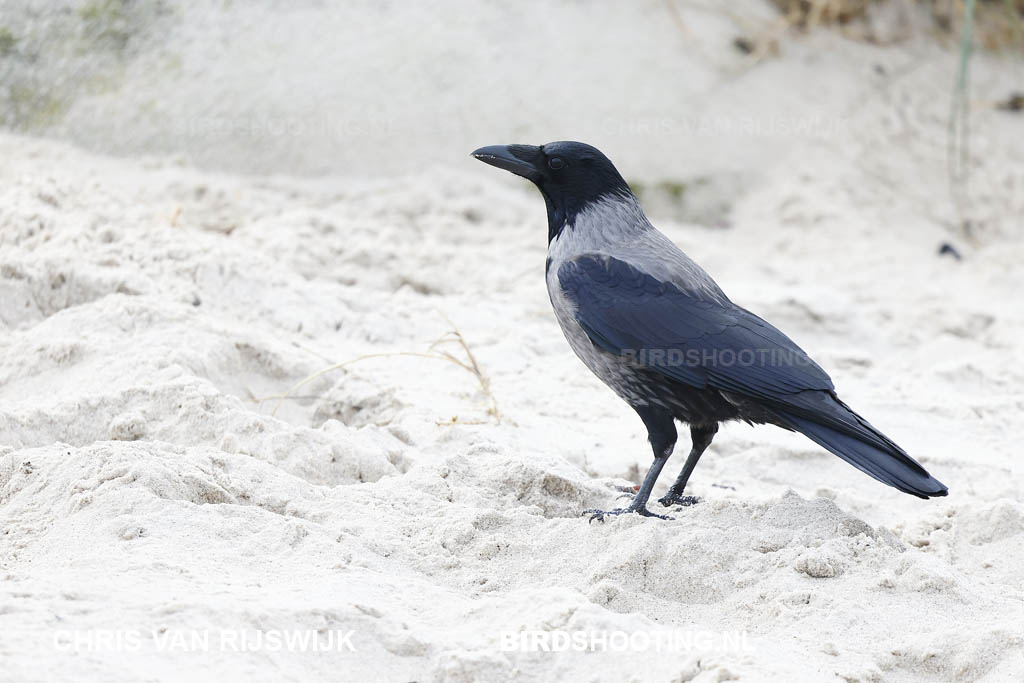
[{"x1": 542, "y1": 191, "x2": 566, "y2": 244}]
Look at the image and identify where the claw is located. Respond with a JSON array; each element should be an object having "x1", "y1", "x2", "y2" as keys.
[
  {"x1": 658, "y1": 494, "x2": 701, "y2": 508},
  {"x1": 582, "y1": 507, "x2": 673, "y2": 523}
]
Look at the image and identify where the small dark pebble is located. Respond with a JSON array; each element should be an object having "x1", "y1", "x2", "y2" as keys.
[
  {"x1": 996, "y1": 92, "x2": 1024, "y2": 112},
  {"x1": 938, "y1": 242, "x2": 963, "y2": 261},
  {"x1": 733, "y1": 36, "x2": 755, "y2": 54}
]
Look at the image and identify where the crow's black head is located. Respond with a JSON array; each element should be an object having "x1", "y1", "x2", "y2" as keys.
[{"x1": 471, "y1": 141, "x2": 631, "y2": 242}]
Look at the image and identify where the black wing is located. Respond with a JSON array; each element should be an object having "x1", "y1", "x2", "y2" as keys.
[{"x1": 557, "y1": 254, "x2": 834, "y2": 402}]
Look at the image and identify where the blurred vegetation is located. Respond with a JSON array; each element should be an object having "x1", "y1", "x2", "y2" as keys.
[
  {"x1": 0, "y1": 0, "x2": 172, "y2": 130},
  {"x1": 80, "y1": 0, "x2": 154, "y2": 50},
  {"x1": 769, "y1": 0, "x2": 1024, "y2": 48},
  {"x1": 771, "y1": 0, "x2": 875, "y2": 25},
  {"x1": 0, "y1": 27, "x2": 17, "y2": 56},
  {"x1": 629, "y1": 176, "x2": 738, "y2": 227},
  {"x1": 2, "y1": 0, "x2": 1019, "y2": 136}
]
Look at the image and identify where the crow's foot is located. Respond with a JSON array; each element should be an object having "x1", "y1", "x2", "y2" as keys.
[
  {"x1": 582, "y1": 506, "x2": 673, "y2": 523},
  {"x1": 658, "y1": 494, "x2": 701, "y2": 508}
]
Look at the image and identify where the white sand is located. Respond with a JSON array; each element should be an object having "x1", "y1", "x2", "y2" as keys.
[{"x1": 2, "y1": 2, "x2": 1023, "y2": 681}]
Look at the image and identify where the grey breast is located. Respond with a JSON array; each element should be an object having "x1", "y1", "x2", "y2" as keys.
[{"x1": 543, "y1": 192, "x2": 727, "y2": 410}]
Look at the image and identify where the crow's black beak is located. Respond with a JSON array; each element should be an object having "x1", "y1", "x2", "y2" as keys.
[{"x1": 471, "y1": 144, "x2": 541, "y2": 181}]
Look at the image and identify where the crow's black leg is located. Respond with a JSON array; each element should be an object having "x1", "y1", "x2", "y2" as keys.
[
  {"x1": 585, "y1": 406, "x2": 677, "y2": 522},
  {"x1": 659, "y1": 423, "x2": 717, "y2": 508}
]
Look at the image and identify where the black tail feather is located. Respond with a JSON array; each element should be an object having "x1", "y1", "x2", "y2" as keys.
[{"x1": 774, "y1": 395, "x2": 948, "y2": 499}]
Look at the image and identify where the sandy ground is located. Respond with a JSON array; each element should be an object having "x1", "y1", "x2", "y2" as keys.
[{"x1": 2, "y1": 2, "x2": 1024, "y2": 682}]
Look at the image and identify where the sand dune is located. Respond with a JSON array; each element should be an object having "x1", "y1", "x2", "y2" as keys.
[{"x1": 1, "y1": 1, "x2": 1023, "y2": 680}]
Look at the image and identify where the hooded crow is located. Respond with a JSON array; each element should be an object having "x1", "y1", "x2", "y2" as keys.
[{"x1": 472, "y1": 141, "x2": 948, "y2": 521}]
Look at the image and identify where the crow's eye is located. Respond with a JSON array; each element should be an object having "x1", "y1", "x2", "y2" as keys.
[{"x1": 547, "y1": 157, "x2": 565, "y2": 170}]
